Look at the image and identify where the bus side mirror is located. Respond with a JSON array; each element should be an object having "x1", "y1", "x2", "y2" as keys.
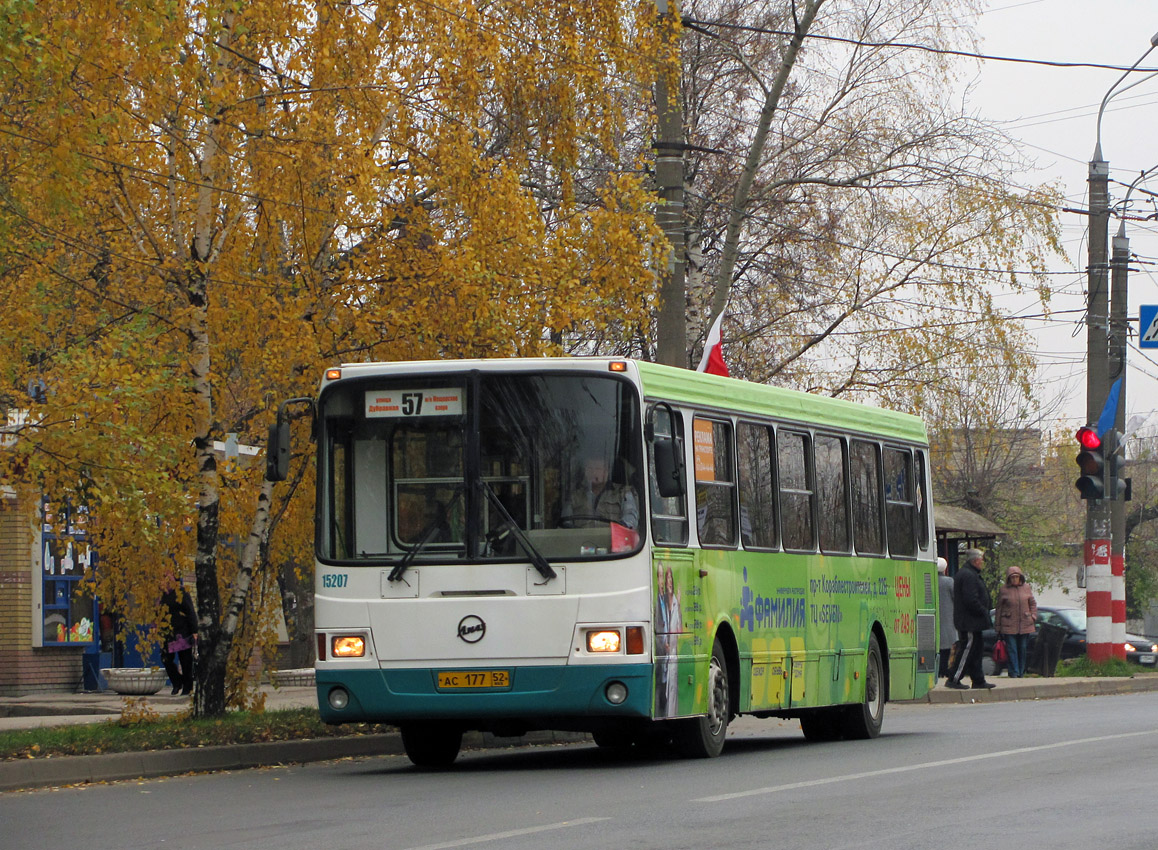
[
  {"x1": 653, "y1": 436, "x2": 685, "y2": 498},
  {"x1": 266, "y1": 421, "x2": 290, "y2": 482}
]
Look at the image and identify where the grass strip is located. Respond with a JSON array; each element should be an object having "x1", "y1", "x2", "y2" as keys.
[
  {"x1": 1056, "y1": 656, "x2": 1137, "y2": 677},
  {"x1": 0, "y1": 708, "x2": 392, "y2": 761}
]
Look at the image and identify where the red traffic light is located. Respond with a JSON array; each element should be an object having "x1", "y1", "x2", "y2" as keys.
[
  {"x1": 1075, "y1": 426, "x2": 1106, "y2": 499},
  {"x1": 1076, "y1": 426, "x2": 1101, "y2": 450}
]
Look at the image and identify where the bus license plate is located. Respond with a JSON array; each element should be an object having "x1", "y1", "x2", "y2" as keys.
[{"x1": 437, "y1": 670, "x2": 511, "y2": 689}]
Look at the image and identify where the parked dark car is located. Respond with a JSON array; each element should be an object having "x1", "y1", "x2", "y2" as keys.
[{"x1": 980, "y1": 605, "x2": 1158, "y2": 675}]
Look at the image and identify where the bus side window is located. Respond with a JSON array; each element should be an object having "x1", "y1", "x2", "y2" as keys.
[
  {"x1": 693, "y1": 417, "x2": 737, "y2": 548},
  {"x1": 884, "y1": 447, "x2": 916, "y2": 558},
  {"x1": 737, "y1": 421, "x2": 777, "y2": 549},
  {"x1": 648, "y1": 406, "x2": 689, "y2": 545},
  {"x1": 778, "y1": 430, "x2": 815, "y2": 552},
  {"x1": 816, "y1": 435, "x2": 850, "y2": 554},
  {"x1": 850, "y1": 440, "x2": 884, "y2": 556},
  {"x1": 915, "y1": 449, "x2": 931, "y2": 550}
]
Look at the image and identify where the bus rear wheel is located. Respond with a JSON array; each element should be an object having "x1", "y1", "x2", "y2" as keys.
[
  {"x1": 671, "y1": 637, "x2": 730, "y2": 758},
  {"x1": 400, "y1": 722, "x2": 463, "y2": 767},
  {"x1": 841, "y1": 634, "x2": 884, "y2": 740}
]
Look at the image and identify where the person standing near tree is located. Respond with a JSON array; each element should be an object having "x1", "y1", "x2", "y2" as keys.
[
  {"x1": 946, "y1": 548, "x2": 996, "y2": 690},
  {"x1": 995, "y1": 565, "x2": 1037, "y2": 678},
  {"x1": 161, "y1": 579, "x2": 198, "y2": 696},
  {"x1": 937, "y1": 557, "x2": 955, "y2": 680}
]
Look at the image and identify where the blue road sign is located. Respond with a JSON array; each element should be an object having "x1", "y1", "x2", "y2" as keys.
[{"x1": 1143, "y1": 305, "x2": 1158, "y2": 349}]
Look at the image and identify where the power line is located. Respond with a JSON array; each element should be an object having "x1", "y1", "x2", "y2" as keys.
[{"x1": 682, "y1": 16, "x2": 1158, "y2": 73}]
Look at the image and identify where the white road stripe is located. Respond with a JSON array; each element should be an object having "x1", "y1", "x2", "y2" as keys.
[
  {"x1": 695, "y1": 729, "x2": 1158, "y2": 802},
  {"x1": 400, "y1": 817, "x2": 611, "y2": 850}
]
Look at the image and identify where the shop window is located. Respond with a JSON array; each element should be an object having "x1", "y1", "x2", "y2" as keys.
[{"x1": 41, "y1": 502, "x2": 97, "y2": 646}]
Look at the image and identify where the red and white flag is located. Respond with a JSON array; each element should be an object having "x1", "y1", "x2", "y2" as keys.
[{"x1": 696, "y1": 310, "x2": 729, "y2": 376}]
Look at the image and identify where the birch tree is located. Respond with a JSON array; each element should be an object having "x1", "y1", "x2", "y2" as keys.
[{"x1": 0, "y1": 0, "x2": 666, "y2": 715}]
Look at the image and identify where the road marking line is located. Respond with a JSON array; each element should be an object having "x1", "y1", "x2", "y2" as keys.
[
  {"x1": 695, "y1": 729, "x2": 1158, "y2": 802},
  {"x1": 400, "y1": 817, "x2": 610, "y2": 850}
]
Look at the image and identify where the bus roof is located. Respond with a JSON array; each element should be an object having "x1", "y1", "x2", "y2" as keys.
[
  {"x1": 325, "y1": 357, "x2": 927, "y2": 445},
  {"x1": 634, "y1": 360, "x2": 927, "y2": 446}
]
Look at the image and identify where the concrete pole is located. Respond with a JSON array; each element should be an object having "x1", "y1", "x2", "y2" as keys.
[
  {"x1": 1110, "y1": 225, "x2": 1129, "y2": 658},
  {"x1": 654, "y1": 0, "x2": 686, "y2": 368},
  {"x1": 1085, "y1": 153, "x2": 1113, "y2": 664}
]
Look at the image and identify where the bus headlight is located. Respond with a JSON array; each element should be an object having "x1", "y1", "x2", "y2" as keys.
[
  {"x1": 605, "y1": 682, "x2": 628, "y2": 704},
  {"x1": 587, "y1": 630, "x2": 621, "y2": 653},
  {"x1": 332, "y1": 635, "x2": 366, "y2": 657}
]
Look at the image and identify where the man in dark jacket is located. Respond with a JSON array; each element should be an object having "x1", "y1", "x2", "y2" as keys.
[{"x1": 946, "y1": 548, "x2": 996, "y2": 689}]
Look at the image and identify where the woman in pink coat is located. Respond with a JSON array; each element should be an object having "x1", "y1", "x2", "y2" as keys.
[{"x1": 995, "y1": 565, "x2": 1037, "y2": 677}]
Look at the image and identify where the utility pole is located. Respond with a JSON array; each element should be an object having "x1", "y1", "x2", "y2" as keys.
[
  {"x1": 1110, "y1": 223, "x2": 1129, "y2": 659},
  {"x1": 1084, "y1": 33, "x2": 1158, "y2": 662},
  {"x1": 654, "y1": 0, "x2": 686, "y2": 368},
  {"x1": 1084, "y1": 152, "x2": 1113, "y2": 664}
]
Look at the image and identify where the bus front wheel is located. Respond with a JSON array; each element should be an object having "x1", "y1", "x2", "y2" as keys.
[
  {"x1": 841, "y1": 634, "x2": 885, "y2": 740},
  {"x1": 400, "y1": 722, "x2": 463, "y2": 767},
  {"x1": 671, "y1": 637, "x2": 730, "y2": 758}
]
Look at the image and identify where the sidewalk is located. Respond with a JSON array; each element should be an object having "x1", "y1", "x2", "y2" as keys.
[
  {"x1": 3, "y1": 674, "x2": 1157, "y2": 792},
  {"x1": 921, "y1": 673, "x2": 1158, "y2": 704}
]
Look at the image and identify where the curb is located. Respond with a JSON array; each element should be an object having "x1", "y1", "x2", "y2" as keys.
[
  {"x1": 917, "y1": 675, "x2": 1158, "y2": 704},
  {"x1": 0, "y1": 729, "x2": 589, "y2": 793}
]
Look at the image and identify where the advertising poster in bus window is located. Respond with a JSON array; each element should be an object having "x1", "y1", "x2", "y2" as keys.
[{"x1": 693, "y1": 419, "x2": 715, "y2": 482}]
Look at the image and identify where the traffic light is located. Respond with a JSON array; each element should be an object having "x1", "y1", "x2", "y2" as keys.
[
  {"x1": 1075, "y1": 426, "x2": 1105, "y2": 500},
  {"x1": 1105, "y1": 429, "x2": 1130, "y2": 501}
]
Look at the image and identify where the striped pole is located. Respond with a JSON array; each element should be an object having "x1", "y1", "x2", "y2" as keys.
[
  {"x1": 1086, "y1": 538, "x2": 1113, "y2": 663},
  {"x1": 1111, "y1": 552, "x2": 1126, "y2": 659}
]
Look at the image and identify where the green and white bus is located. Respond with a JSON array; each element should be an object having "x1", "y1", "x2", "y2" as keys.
[{"x1": 267, "y1": 357, "x2": 937, "y2": 765}]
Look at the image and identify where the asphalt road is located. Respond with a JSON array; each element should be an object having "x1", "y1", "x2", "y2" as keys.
[{"x1": 4, "y1": 693, "x2": 1157, "y2": 850}]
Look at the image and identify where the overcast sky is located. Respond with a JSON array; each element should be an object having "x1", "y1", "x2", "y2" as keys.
[{"x1": 964, "y1": 0, "x2": 1158, "y2": 434}]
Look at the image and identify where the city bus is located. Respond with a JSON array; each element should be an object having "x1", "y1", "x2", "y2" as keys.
[{"x1": 266, "y1": 357, "x2": 938, "y2": 765}]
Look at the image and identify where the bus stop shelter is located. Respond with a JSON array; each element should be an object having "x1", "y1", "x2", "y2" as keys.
[{"x1": 935, "y1": 505, "x2": 1004, "y2": 574}]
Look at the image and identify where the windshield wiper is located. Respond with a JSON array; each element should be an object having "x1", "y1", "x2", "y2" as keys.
[
  {"x1": 387, "y1": 486, "x2": 464, "y2": 583},
  {"x1": 479, "y1": 480, "x2": 557, "y2": 580}
]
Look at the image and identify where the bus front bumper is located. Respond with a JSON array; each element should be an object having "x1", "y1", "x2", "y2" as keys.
[{"x1": 316, "y1": 664, "x2": 653, "y2": 725}]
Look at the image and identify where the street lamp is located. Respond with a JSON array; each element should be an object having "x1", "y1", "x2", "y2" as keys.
[
  {"x1": 1094, "y1": 33, "x2": 1158, "y2": 161},
  {"x1": 1085, "y1": 32, "x2": 1158, "y2": 664}
]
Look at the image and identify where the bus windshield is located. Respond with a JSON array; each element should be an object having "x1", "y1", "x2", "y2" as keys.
[{"x1": 318, "y1": 371, "x2": 644, "y2": 564}]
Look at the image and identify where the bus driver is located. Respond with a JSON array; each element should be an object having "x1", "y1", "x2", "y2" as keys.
[{"x1": 564, "y1": 455, "x2": 639, "y2": 530}]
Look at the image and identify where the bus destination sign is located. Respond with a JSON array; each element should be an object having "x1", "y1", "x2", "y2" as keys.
[{"x1": 365, "y1": 388, "x2": 464, "y2": 418}]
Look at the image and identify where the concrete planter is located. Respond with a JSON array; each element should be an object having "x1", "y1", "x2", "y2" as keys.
[
  {"x1": 101, "y1": 668, "x2": 169, "y2": 696},
  {"x1": 270, "y1": 668, "x2": 316, "y2": 688}
]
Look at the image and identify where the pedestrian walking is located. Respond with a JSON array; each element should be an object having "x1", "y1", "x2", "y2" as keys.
[
  {"x1": 937, "y1": 557, "x2": 955, "y2": 679},
  {"x1": 946, "y1": 548, "x2": 996, "y2": 690},
  {"x1": 995, "y1": 565, "x2": 1037, "y2": 678}
]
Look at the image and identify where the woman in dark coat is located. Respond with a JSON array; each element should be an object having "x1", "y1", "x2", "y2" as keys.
[{"x1": 161, "y1": 583, "x2": 198, "y2": 695}]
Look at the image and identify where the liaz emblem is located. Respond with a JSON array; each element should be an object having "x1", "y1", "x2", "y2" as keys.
[{"x1": 457, "y1": 615, "x2": 486, "y2": 643}]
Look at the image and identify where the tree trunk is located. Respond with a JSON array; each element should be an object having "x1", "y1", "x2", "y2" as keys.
[
  {"x1": 709, "y1": 0, "x2": 824, "y2": 324},
  {"x1": 189, "y1": 9, "x2": 234, "y2": 718}
]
